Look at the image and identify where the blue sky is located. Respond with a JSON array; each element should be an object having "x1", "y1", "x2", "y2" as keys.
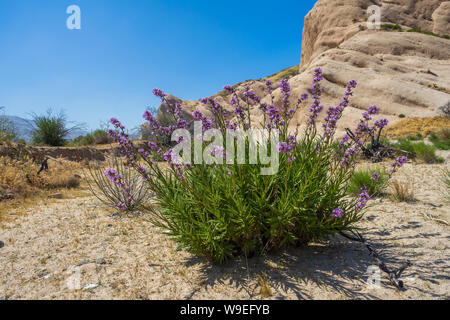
[{"x1": 0, "y1": 0, "x2": 317, "y2": 131}]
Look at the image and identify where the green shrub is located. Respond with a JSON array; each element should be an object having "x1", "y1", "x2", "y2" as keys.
[
  {"x1": 382, "y1": 24, "x2": 402, "y2": 31},
  {"x1": 407, "y1": 28, "x2": 449, "y2": 39},
  {"x1": 93, "y1": 129, "x2": 113, "y2": 145},
  {"x1": 107, "y1": 70, "x2": 405, "y2": 263},
  {"x1": 31, "y1": 110, "x2": 76, "y2": 146},
  {"x1": 429, "y1": 132, "x2": 450, "y2": 150},
  {"x1": 398, "y1": 114, "x2": 406, "y2": 118},
  {"x1": 406, "y1": 133, "x2": 423, "y2": 141},
  {"x1": 68, "y1": 134, "x2": 94, "y2": 146},
  {"x1": 347, "y1": 168, "x2": 388, "y2": 197},
  {"x1": 394, "y1": 139, "x2": 444, "y2": 163}
]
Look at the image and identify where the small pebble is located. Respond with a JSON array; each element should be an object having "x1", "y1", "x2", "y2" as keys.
[
  {"x1": 77, "y1": 259, "x2": 90, "y2": 266},
  {"x1": 96, "y1": 258, "x2": 106, "y2": 265},
  {"x1": 83, "y1": 284, "x2": 99, "y2": 291}
]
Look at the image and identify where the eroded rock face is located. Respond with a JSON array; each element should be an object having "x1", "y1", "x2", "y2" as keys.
[
  {"x1": 300, "y1": 0, "x2": 449, "y2": 68},
  {"x1": 151, "y1": 0, "x2": 450, "y2": 137}
]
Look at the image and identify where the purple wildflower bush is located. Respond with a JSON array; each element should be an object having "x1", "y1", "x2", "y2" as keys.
[
  {"x1": 105, "y1": 68, "x2": 406, "y2": 263},
  {"x1": 86, "y1": 154, "x2": 148, "y2": 213}
]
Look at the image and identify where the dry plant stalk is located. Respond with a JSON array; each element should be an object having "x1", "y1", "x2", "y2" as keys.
[
  {"x1": 257, "y1": 273, "x2": 273, "y2": 298},
  {"x1": 85, "y1": 153, "x2": 148, "y2": 212},
  {"x1": 389, "y1": 179, "x2": 415, "y2": 202}
]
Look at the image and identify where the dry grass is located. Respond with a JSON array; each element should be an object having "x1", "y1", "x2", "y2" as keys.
[
  {"x1": 0, "y1": 156, "x2": 83, "y2": 207},
  {"x1": 385, "y1": 117, "x2": 450, "y2": 139},
  {"x1": 389, "y1": 179, "x2": 415, "y2": 202},
  {"x1": 257, "y1": 273, "x2": 273, "y2": 298}
]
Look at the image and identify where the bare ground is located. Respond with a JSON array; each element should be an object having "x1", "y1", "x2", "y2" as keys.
[{"x1": 0, "y1": 160, "x2": 449, "y2": 300}]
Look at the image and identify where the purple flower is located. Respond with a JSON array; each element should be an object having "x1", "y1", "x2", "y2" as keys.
[
  {"x1": 368, "y1": 105, "x2": 380, "y2": 115},
  {"x1": 152, "y1": 88, "x2": 166, "y2": 99},
  {"x1": 192, "y1": 109, "x2": 203, "y2": 120},
  {"x1": 374, "y1": 118, "x2": 389, "y2": 129},
  {"x1": 224, "y1": 85, "x2": 233, "y2": 94},
  {"x1": 389, "y1": 156, "x2": 407, "y2": 178},
  {"x1": 371, "y1": 172, "x2": 380, "y2": 182},
  {"x1": 331, "y1": 208, "x2": 344, "y2": 218},
  {"x1": 356, "y1": 187, "x2": 370, "y2": 213}
]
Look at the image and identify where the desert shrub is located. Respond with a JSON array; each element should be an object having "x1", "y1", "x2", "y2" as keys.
[
  {"x1": 389, "y1": 179, "x2": 415, "y2": 202},
  {"x1": 394, "y1": 139, "x2": 444, "y2": 163},
  {"x1": 429, "y1": 132, "x2": 450, "y2": 150},
  {"x1": 107, "y1": 70, "x2": 407, "y2": 263},
  {"x1": 438, "y1": 128, "x2": 450, "y2": 140},
  {"x1": 406, "y1": 133, "x2": 423, "y2": 141},
  {"x1": 93, "y1": 129, "x2": 113, "y2": 145},
  {"x1": 407, "y1": 28, "x2": 449, "y2": 39},
  {"x1": 347, "y1": 168, "x2": 388, "y2": 197},
  {"x1": 382, "y1": 24, "x2": 402, "y2": 31},
  {"x1": 398, "y1": 114, "x2": 405, "y2": 118},
  {"x1": 31, "y1": 109, "x2": 81, "y2": 146},
  {"x1": 86, "y1": 154, "x2": 148, "y2": 212},
  {"x1": 69, "y1": 134, "x2": 95, "y2": 146}
]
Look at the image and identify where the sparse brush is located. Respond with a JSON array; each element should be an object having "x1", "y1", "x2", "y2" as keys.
[
  {"x1": 347, "y1": 168, "x2": 388, "y2": 197},
  {"x1": 438, "y1": 128, "x2": 450, "y2": 140},
  {"x1": 394, "y1": 139, "x2": 444, "y2": 163},
  {"x1": 406, "y1": 133, "x2": 423, "y2": 141},
  {"x1": 381, "y1": 24, "x2": 402, "y2": 31},
  {"x1": 429, "y1": 131, "x2": 450, "y2": 151},
  {"x1": 93, "y1": 129, "x2": 113, "y2": 145},
  {"x1": 31, "y1": 109, "x2": 83, "y2": 147},
  {"x1": 0, "y1": 156, "x2": 81, "y2": 199},
  {"x1": 389, "y1": 179, "x2": 415, "y2": 202},
  {"x1": 85, "y1": 154, "x2": 148, "y2": 212}
]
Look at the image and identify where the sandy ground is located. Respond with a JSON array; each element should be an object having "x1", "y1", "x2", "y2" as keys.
[{"x1": 0, "y1": 158, "x2": 449, "y2": 300}]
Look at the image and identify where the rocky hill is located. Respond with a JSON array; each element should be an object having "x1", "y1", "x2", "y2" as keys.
[{"x1": 149, "y1": 0, "x2": 450, "y2": 137}]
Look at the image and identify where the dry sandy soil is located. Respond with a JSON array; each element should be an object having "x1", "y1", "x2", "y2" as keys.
[{"x1": 0, "y1": 156, "x2": 449, "y2": 300}]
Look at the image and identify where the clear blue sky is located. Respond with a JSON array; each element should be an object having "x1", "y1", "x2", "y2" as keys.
[{"x1": 0, "y1": 0, "x2": 317, "y2": 131}]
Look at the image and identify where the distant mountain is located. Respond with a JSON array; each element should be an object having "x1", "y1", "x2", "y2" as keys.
[{"x1": 1, "y1": 115, "x2": 88, "y2": 143}]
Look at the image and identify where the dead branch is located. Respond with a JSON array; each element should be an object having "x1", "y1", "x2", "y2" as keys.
[
  {"x1": 340, "y1": 230, "x2": 412, "y2": 290},
  {"x1": 345, "y1": 127, "x2": 412, "y2": 163}
]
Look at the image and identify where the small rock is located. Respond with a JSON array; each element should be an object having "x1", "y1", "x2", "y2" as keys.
[
  {"x1": 43, "y1": 275, "x2": 53, "y2": 280},
  {"x1": 0, "y1": 296, "x2": 7, "y2": 301},
  {"x1": 48, "y1": 193, "x2": 63, "y2": 199},
  {"x1": 0, "y1": 241, "x2": 4, "y2": 249},
  {"x1": 77, "y1": 259, "x2": 90, "y2": 267},
  {"x1": 83, "y1": 283, "x2": 99, "y2": 291},
  {"x1": 96, "y1": 258, "x2": 106, "y2": 265}
]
